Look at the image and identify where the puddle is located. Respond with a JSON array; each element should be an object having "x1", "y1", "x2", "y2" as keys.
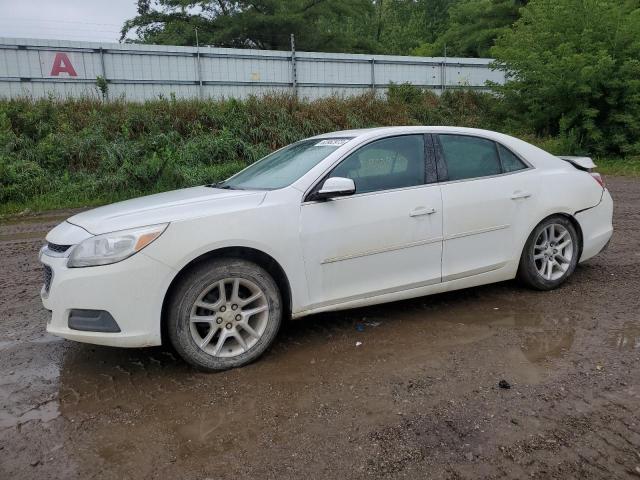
[
  {"x1": 0, "y1": 400, "x2": 60, "y2": 429},
  {"x1": 608, "y1": 322, "x2": 640, "y2": 350},
  {"x1": 520, "y1": 329, "x2": 575, "y2": 363},
  {"x1": 0, "y1": 361, "x2": 62, "y2": 429},
  {"x1": 50, "y1": 301, "x2": 576, "y2": 430},
  {"x1": 0, "y1": 291, "x2": 580, "y2": 474},
  {"x1": 0, "y1": 340, "x2": 17, "y2": 351},
  {"x1": 352, "y1": 300, "x2": 574, "y2": 357}
]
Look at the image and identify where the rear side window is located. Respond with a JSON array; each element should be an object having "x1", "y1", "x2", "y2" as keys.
[
  {"x1": 330, "y1": 135, "x2": 425, "y2": 194},
  {"x1": 438, "y1": 134, "x2": 501, "y2": 181},
  {"x1": 498, "y1": 144, "x2": 527, "y2": 173}
]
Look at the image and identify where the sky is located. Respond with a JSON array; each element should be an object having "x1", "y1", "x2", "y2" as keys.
[{"x1": 0, "y1": 0, "x2": 138, "y2": 43}]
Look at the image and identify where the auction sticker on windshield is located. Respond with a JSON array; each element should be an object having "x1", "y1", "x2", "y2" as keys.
[{"x1": 314, "y1": 139, "x2": 350, "y2": 146}]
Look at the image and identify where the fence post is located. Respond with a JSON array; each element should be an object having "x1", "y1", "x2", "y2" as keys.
[
  {"x1": 195, "y1": 27, "x2": 204, "y2": 99},
  {"x1": 98, "y1": 47, "x2": 109, "y2": 101},
  {"x1": 442, "y1": 44, "x2": 447, "y2": 93},
  {"x1": 290, "y1": 33, "x2": 297, "y2": 97},
  {"x1": 370, "y1": 58, "x2": 376, "y2": 92}
]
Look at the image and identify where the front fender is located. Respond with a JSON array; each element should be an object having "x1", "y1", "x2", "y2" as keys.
[{"x1": 142, "y1": 206, "x2": 309, "y2": 313}]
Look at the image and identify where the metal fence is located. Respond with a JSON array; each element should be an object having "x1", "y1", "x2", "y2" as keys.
[{"x1": 0, "y1": 37, "x2": 505, "y2": 101}]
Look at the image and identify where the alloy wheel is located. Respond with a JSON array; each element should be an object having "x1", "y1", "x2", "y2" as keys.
[
  {"x1": 189, "y1": 277, "x2": 269, "y2": 358},
  {"x1": 533, "y1": 223, "x2": 574, "y2": 281}
]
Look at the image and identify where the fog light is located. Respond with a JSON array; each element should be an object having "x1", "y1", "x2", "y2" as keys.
[{"x1": 68, "y1": 309, "x2": 121, "y2": 333}]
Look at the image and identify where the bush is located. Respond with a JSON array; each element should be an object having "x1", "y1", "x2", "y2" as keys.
[
  {"x1": 0, "y1": 92, "x2": 461, "y2": 213},
  {"x1": 0, "y1": 89, "x2": 627, "y2": 215},
  {"x1": 387, "y1": 82, "x2": 428, "y2": 105},
  {"x1": 491, "y1": 0, "x2": 640, "y2": 155}
]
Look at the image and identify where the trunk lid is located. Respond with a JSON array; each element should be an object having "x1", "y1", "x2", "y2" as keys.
[{"x1": 557, "y1": 155, "x2": 596, "y2": 171}]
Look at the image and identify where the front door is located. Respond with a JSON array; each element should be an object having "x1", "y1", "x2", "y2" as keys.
[{"x1": 300, "y1": 134, "x2": 443, "y2": 308}]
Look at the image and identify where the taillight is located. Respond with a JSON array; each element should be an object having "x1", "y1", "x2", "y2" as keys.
[{"x1": 590, "y1": 172, "x2": 605, "y2": 188}]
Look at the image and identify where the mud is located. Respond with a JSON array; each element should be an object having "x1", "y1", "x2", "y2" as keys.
[{"x1": 1, "y1": 178, "x2": 639, "y2": 479}]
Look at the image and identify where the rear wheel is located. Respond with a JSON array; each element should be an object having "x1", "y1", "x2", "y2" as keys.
[
  {"x1": 517, "y1": 216, "x2": 580, "y2": 290},
  {"x1": 167, "y1": 258, "x2": 282, "y2": 371}
]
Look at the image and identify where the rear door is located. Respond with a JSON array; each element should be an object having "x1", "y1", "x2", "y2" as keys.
[
  {"x1": 435, "y1": 134, "x2": 537, "y2": 281},
  {"x1": 299, "y1": 134, "x2": 443, "y2": 308}
]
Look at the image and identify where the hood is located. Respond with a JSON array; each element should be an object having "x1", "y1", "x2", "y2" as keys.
[{"x1": 67, "y1": 186, "x2": 266, "y2": 235}]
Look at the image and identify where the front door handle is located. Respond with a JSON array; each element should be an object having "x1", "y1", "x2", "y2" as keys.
[
  {"x1": 409, "y1": 206, "x2": 437, "y2": 217},
  {"x1": 511, "y1": 191, "x2": 532, "y2": 200}
]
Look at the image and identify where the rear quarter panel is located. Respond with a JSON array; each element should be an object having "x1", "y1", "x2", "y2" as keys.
[{"x1": 511, "y1": 158, "x2": 604, "y2": 262}]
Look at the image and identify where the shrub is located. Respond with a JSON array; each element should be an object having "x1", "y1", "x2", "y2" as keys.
[
  {"x1": 492, "y1": 0, "x2": 640, "y2": 155},
  {"x1": 0, "y1": 88, "x2": 624, "y2": 215}
]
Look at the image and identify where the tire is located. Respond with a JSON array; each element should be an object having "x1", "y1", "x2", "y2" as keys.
[
  {"x1": 167, "y1": 258, "x2": 282, "y2": 371},
  {"x1": 517, "y1": 215, "x2": 580, "y2": 291}
]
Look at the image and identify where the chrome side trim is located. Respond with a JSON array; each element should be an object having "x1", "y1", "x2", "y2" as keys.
[
  {"x1": 444, "y1": 224, "x2": 510, "y2": 241},
  {"x1": 321, "y1": 237, "x2": 443, "y2": 265}
]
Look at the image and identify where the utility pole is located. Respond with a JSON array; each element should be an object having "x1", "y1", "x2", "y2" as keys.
[
  {"x1": 290, "y1": 33, "x2": 297, "y2": 97},
  {"x1": 195, "y1": 27, "x2": 203, "y2": 99}
]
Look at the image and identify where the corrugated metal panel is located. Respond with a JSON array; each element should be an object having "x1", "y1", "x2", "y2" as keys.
[{"x1": 0, "y1": 37, "x2": 504, "y2": 101}]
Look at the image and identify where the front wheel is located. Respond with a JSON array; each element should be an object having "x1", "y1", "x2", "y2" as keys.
[
  {"x1": 517, "y1": 216, "x2": 580, "y2": 291},
  {"x1": 167, "y1": 258, "x2": 282, "y2": 371}
]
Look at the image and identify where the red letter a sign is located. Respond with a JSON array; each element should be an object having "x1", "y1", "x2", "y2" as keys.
[{"x1": 50, "y1": 53, "x2": 77, "y2": 76}]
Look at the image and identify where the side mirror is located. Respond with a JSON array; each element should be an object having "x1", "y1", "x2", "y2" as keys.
[{"x1": 312, "y1": 177, "x2": 356, "y2": 201}]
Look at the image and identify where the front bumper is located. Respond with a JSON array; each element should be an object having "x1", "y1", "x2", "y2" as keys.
[
  {"x1": 40, "y1": 250, "x2": 175, "y2": 347},
  {"x1": 576, "y1": 188, "x2": 614, "y2": 263}
]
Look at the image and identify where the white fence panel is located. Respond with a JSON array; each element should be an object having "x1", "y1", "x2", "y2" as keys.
[{"x1": 0, "y1": 37, "x2": 505, "y2": 101}]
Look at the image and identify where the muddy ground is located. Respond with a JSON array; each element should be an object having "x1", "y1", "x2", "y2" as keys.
[{"x1": 1, "y1": 176, "x2": 639, "y2": 480}]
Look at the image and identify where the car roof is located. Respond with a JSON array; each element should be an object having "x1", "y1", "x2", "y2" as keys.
[
  {"x1": 311, "y1": 126, "x2": 564, "y2": 171},
  {"x1": 312, "y1": 126, "x2": 510, "y2": 140}
]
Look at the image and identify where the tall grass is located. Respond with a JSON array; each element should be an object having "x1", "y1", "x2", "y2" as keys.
[{"x1": 0, "y1": 88, "x2": 634, "y2": 216}]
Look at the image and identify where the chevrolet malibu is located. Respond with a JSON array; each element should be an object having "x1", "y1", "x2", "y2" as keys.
[{"x1": 40, "y1": 127, "x2": 613, "y2": 371}]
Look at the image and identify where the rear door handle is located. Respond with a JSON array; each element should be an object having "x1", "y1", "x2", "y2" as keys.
[
  {"x1": 511, "y1": 191, "x2": 532, "y2": 200},
  {"x1": 409, "y1": 206, "x2": 437, "y2": 217}
]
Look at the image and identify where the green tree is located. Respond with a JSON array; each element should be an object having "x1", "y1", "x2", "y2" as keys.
[
  {"x1": 492, "y1": 0, "x2": 640, "y2": 154},
  {"x1": 121, "y1": 0, "x2": 374, "y2": 52},
  {"x1": 122, "y1": 0, "x2": 461, "y2": 56},
  {"x1": 414, "y1": 0, "x2": 527, "y2": 57},
  {"x1": 375, "y1": 0, "x2": 458, "y2": 55}
]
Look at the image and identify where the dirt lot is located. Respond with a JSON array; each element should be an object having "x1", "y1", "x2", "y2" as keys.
[{"x1": 1, "y1": 176, "x2": 639, "y2": 480}]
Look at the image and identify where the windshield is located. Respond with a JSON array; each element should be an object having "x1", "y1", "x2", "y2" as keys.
[{"x1": 218, "y1": 138, "x2": 352, "y2": 190}]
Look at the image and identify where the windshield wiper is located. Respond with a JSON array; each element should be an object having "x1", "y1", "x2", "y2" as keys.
[{"x1": 208, "y1": 182, "x2": 236, "y2": 190}]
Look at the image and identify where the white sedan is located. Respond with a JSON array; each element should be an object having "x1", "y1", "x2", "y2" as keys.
[{"x1": 40, "y1": 127, "x2": 613, "y2": 370}]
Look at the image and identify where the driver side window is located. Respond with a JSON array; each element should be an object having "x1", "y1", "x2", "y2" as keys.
[{"x1": 330, "y1": 135, "x2": 425, "y2": 194}]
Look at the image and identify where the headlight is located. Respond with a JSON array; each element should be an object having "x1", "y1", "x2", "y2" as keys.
[{"x1": 67, "y1": 223, "x2": 168, "y2": 268}]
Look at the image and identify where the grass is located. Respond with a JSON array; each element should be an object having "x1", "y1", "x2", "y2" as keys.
[
  {"x1": 1, "y1": 89, "x2": 638, "y2": 218},
  {"x1": 595, "y1": 157, "x2": 640, "y2": 177},
  {"x1": 0, "y1": 161, "x2": 245, "y2": 217}
]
